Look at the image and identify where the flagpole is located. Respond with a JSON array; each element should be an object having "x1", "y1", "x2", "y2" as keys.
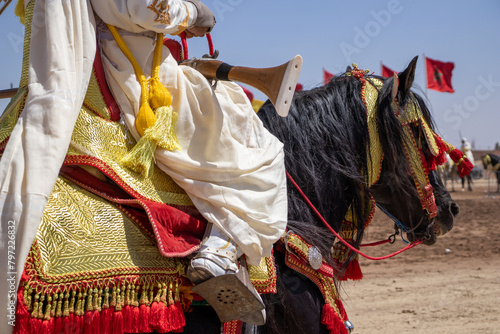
[{"x1": 422, "y1": 53, "x2": 429, "y2": 99}]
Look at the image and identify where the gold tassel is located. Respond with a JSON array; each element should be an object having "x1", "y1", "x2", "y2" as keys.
[
  {"x1": 44, "y1": 295, "x2": 52, "y2": 321},
  {"x1": 63, "y1": 292, "x2": 71, "y2": 317},
  {"x1": 31, "y1": 293, "x2": 39, "y2": 319},
  {"x1": 38, "y1": 294, "x2": 45, "y2": 319},
  {"x1": 95, "y1": 289, "x2": 102, "y2": 312},
  {"x1": 115, "y1": 285, "x2": 122, "y2": 312},
  {"x1": 121, "y1": 105, "x2": 180, "y2": 175},
  {"x1": 150, "y1": 77, "x2": 172, "y2": 109},
  {"x1": 108, "y1": 26, "x2": 180, "y2": 175},
  {"x1": 14, "y1": 0, "x2": 25, "y2": 24},
  {"x1": 103, "y1": 287, "x2": 110, "y2": 310},
  {"x1": 56, "y1": 294, "x2": 63, "y2": 318}
]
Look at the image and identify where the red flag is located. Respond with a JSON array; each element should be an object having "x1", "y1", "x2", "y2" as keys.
[
  {"x1": 381, "y1": 64, "x2": 397, "y2": 78},
  {"x1": 425, "y1": 57, "x2": 455, "y2": 93},
  {"x1": 323, "y1": 69, "x2": 334, "y2": 85},
  {"x1": 240, "y1": 85, "x2": 254, "y2": 101}
]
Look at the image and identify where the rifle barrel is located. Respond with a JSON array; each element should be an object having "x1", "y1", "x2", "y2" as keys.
[{"x1": 0, "y1": 88, "x2": 18, "y2": 99}]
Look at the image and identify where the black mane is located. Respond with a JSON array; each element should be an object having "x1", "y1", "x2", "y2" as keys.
[{"x1": 258, "y1": 73, "x2": 426, "y2": 262}]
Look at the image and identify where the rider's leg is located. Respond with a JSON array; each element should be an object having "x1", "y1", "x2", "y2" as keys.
[
  {"x1": 187, "y1": 223, "x2": 266, "y2": 325},
  {"x1": 188, "y1": 223, "x2": 241, "y2": 284}
]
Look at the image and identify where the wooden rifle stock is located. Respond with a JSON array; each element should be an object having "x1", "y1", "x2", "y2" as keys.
[
  {"x1": 180, "y1": 55, "x2": 302, "y2": 116},
  {"x1": 0, "y1": 88, "x2": 18, "y2": 100}
]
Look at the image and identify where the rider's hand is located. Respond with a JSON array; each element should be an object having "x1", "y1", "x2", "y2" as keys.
[
  {"x1": 185, "y1": 26, "x2": 210, "y2": 38},
  {"x1": 186, "y1": 0, "x2": 216, "y2": 34}
]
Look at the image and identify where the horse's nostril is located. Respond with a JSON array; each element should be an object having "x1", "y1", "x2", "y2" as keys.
[{"x1": 450, "y1": 202, "x2": 460, "y2": 217}]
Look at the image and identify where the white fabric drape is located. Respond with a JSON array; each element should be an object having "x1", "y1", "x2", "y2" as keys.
[
  {"x1": 93, "y1": 0, "x2": 287, "y2": 265},
  {"x1": 0, "y1": 1, "x2": 96, "y2": 332}
]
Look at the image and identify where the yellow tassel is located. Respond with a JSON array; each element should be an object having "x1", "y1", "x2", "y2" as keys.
[
  {"x1": 135, "y1": 102, "x2": 157, "y2": 137},
  {"x1": 121, "y1": 105, "x2": 180, "y2": 175},
  {"x1": 56, "y1": 294, "x2": 63, "y2": 318},
  {"x1": 14, "y1": 0, "x2": 25, "y2": 24},
  {"x1": 150, "y1": 77, "x2": 172, "y2": 109}
]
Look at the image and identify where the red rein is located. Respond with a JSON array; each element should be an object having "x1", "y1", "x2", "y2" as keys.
[
  {"x1": 179, "y1": 32, "x2": 215, "y2": 60},
  {"x1": 286, "y1": 171, "x2": 423, "y2": 261}
]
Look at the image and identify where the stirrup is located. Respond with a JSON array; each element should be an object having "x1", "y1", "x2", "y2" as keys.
[{"x1": 190, "y1": 258, "x2": 266, "y2": 325}]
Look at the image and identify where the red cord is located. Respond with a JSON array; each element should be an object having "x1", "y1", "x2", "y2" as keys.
[
  {"x1": 206, "y1": 33, "x2": 214, "y2": 56},
  {"x1": 179, "y1": 32, "x2": 214, "y2": 60},
  {"x1": 180, "y1": 31, "x2": 188, "y2": 60},
  {"x1": 286, "y1": 171, "x2": 422, "y2": 260}
]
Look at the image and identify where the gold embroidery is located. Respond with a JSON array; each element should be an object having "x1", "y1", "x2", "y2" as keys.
[
  {"x1": 35, "y1": 177, "x2": 186, "y2": 281},
  {"x1": 171, "y1": 4, "x2": 190, "y2": 35},
  {"x1": 147, "y1": 0, "x2": 171, "y2": 25}
]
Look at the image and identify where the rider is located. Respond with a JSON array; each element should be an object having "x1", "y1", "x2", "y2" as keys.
[
  {"x1": 0, "y1": 0, "x2": 287, "y2": 326},
  {"x1": 461, "y1": 138, "x2": 474, "y2": 191}
]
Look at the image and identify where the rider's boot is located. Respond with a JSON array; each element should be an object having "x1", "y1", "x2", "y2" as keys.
[{"x1": 187, "y1": 224, "x2": 266, "y2": 325}]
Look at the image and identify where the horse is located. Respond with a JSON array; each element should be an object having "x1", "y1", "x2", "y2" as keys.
[
  {"x1": 5, "y1": 52, "x2": 460, "y2": 334},
  {"x1": 438, "y1": 155, "x2": 459, "y2": 192},
  {"x1": 245, "y1": 56, "x2": 460, "y2": 334},
  {"x1": 481, "y1": 153, "x2": 500, "y2": 192}
]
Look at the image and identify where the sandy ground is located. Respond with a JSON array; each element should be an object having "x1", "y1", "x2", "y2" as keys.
[{"x1": 342, "y1": 178, "x2": 500, "y2": 334}]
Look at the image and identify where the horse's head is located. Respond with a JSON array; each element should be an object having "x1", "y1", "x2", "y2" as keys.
[
  {"x1": 363, "y1": 56, "x2": 462, "y2": 245},
  {"x1": 481, "y1": 154, "x2": 492, "y2": 170}
]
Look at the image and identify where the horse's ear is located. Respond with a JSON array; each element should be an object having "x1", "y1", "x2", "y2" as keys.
[
  {"x1": 346, "y1": 65, "x2": 352, "y2": 73},
  {"x1": 391, "y1": 73, "x2": 399, "y2": 101},
  {"x1": 398, "y1": 56, "x2": 418, "y2": 95}
]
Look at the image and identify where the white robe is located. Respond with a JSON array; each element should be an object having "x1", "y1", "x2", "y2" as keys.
[
  {"x1": 0, "y1": 1, "x2": 287, "y2": 331},
  {"x1": 0, "y1": 1, "x2": 96, "y2": 332},
  {"x1": 92, "y1": 0, "x2": 287, "y2": 266}
]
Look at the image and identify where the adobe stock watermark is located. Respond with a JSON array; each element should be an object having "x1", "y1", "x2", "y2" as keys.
[
  {"x1": 442, "y1": 74, "x2": 500, "y2": 129},
  {"x1": 210, "y1": 0, "x2": 244, "y2": 22},
  {"x1": 339, "y1": 0, "x2": 407, "y2": 63},
  {"x1": 6, "y1": 220, "x2": 17, "y2": 327}
]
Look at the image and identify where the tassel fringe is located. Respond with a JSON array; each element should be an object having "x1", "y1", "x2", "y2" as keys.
[
  {"x1": 14, "y1": 281, "x2": 186, "y2": 334},
  {"x1": 321, "y1": 303, "x2": 348, "y2": 334},
  {"x1": 121, "y1": 106, "x2": 180, "y2": 175}
]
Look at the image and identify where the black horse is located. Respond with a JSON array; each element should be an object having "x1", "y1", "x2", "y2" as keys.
[
  {"x1": 181, "y1": 57, "x2": 459, "y2": 334},
  {"x1": 8, "y1": 56, "x2": 459, "y2": 334},
  {"x1": 482, "y1": 153, "x2": 500, "y2": 192}
]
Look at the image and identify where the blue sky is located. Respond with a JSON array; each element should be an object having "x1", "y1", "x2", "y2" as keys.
[{"x1": 1, "y1": 0, "x2": 499, "y2": 149}]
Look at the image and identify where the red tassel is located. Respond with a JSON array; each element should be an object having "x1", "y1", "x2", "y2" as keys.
[
  {"x1": 14, "y1": 288, "x2": 30, "y2": 334},
  {"x1": 139, "y1": 304, "x2": 151, "y2": 333},
  {"x1": 130, "y1": 305, "x2": 140, "y2": 333},
  {"x1": 54, "y1": 316, "x2": 63, "y2": 334},
  {"x1": 426, "y1": 155, "x2": 437, "y2": 172},
  {"x1": 29, "y1": 318, "x2": 41, "y2": 333},
  {"x1": 449, "y1": 148, "x2": 474, "y2": 177},
  {"x1": 167, "y1": 303, "x2": 181, "y2": 332},
  {"x1": 157, "y1": 302, "x2": 170, "y2": 333},
  {"x1": 173, "y1": 301, "x2": 186, "y2": 330},
  {"x1": 122, "y1": 305, "x2": 132, "y2": 333},
  {"x1": 321, "y1": 303, "x2": 347, "y2": 334},
  {"x1": 75, "y1": 315, "x2": 83, "y2": 334},
  {"x1": 337, "y1": 259, "x2": 363, "y2": 281},
  {"x1": 83, "y1": 311, "x2": 93, "y2": 334},
  {"x1": 63, "y1": 314, "x2": 73, "y2": 334},
  {"x1": 433, "y1": 134, "x2": 449, "y2": 166},
  {"x1": 111, "y1": 310, "x2": 123, "y2": 334},
  {"x1": 92, "y1": 311, "x2": 101, "y2": 334},
  {"x1": 335, "y1": 299, "x2": 348, "y2": 321},
  {"x1": 100, "y1": 307, "x2": 113, "y2": 334},
  {"x1": 41, "y1": 318, "x2": 55, "y2": 334},
  {"x1": 149, "y1": 301, "x2": 164, "y2": 331}
]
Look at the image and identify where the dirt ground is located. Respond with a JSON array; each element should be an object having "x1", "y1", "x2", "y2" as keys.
[{"x1": 342, "y1": 178, "x2": 500, "y2": 334}]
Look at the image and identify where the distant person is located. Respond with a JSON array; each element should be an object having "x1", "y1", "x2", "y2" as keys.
[{"x1": 461, "y1": 138, "x2": 474, "y2": 191}]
